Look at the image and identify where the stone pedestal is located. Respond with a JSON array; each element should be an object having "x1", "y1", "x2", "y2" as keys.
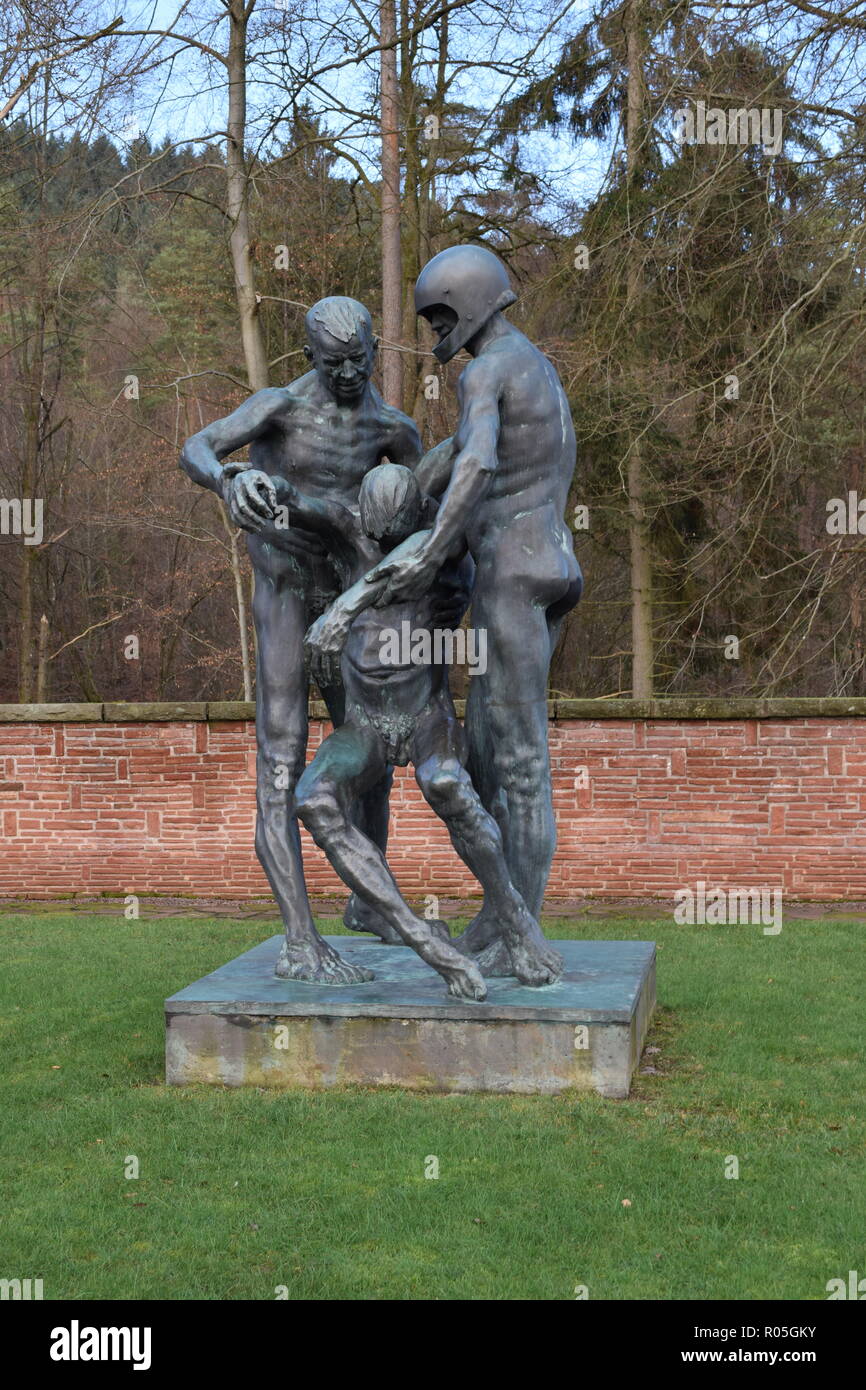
[{"x1": 165, "y1": 936, "x2": 655, "y2": 1098}]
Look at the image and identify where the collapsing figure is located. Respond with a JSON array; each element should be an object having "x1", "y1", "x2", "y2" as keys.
[{"x1": 277, "y1": 462, "x2": 564, "y2": 1000}]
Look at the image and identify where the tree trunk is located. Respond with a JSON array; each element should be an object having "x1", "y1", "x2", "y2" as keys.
[
  {"x1": 226, "y1": 0, "x2": 269, "y2": 392},
  {"x1": 186, "y1": 283, "x2": 256, "y2": 702},
  {"x1": 847, "y1": 449, "x2": 864, "y2": 694},
  {"x1": 18, "y1": 310, "x2": 44, "y2": 701},
  {"x1": 400, "y1": 0, "x2": 421, "y2": 415},
  {"x1": 380, "y1": 0, "x2": 403, "y2": 406},
  {"x1": 625, "y1": 0, "x2": 654, "y2": 698},
  {"x1": 36, "y1": 614, "x2": 49, "y2": 702},
  {"x1": 406, "y1": 6, "x2": 448, "y2": 425}
]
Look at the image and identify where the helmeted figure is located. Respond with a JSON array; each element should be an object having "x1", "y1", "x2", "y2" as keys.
[{"x1": 376, "y1": 243, "x2": 582, "y2": 974}]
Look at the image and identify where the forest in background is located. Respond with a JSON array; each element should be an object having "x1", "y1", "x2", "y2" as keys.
[{"x1": 1, "y1": 0, "x2": 866, "y2": 704}]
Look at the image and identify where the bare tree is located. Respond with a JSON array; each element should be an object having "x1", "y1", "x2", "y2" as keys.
[{"x1": 380, "y1": 0, "x2": 403, "y2": 405}]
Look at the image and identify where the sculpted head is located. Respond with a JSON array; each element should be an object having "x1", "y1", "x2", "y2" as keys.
[
  {"x1": 359, "y1": 464, "x2": 423, "y2": 552},
  {"x1": 304, "y1": 296, "x2": 377, "y2": 403}
]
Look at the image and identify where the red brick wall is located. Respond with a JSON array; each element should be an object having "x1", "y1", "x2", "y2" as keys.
[{"x1": 2, "y1": 715, "x2": 866, "y2": 900}]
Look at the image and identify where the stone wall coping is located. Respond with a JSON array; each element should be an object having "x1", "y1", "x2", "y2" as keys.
[{"x1": 2, "y1": 696, "x2": 866, "y2": 723}]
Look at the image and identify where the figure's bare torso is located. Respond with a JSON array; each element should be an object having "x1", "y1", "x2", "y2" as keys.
[
  {"x1": 464, "y1": 330, "x2": 576, "y2": 547},
  {"x1": 344, "y1": 600, "x2": 450, "y2": 721},
  {"x1": 247, "y1": 373, "x2": 408, "y2": 577},
  {"x1": 337, "y1": 529, "x2": 461, "y2": 717}
]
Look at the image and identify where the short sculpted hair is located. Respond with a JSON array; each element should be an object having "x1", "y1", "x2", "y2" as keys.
[
  {"x1": 306, "y1": 296, "x2": 374, "y2": 346},
  {"x1": 359, "y1": 464, "x2": 422, "y2": 540}
]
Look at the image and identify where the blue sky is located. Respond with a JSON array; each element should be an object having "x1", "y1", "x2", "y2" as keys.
[{"x1": 110, "y1": 0, "x2": 608, "y2": 210}]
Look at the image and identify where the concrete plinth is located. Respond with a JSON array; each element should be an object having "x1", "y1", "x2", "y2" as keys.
[{"x1": 165, "y1": 936, "x2": 656, "y2": 1098}]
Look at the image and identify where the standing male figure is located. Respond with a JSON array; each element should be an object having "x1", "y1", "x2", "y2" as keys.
[
  {"x1": 179, "y1": 297, "x2": 423, "y2": 982},
  {"x1": 374, "y1": 245, "x2": 582, "y2": 967}
]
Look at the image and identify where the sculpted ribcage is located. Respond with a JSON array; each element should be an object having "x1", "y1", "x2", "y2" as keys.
[{"x1": 274, "y1": 412, "x2": 384, "y2": 498}]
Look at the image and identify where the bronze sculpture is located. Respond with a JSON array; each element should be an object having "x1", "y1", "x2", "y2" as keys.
[{"x1": 179, "y1": 248, "x2": 581, "y2": 996}]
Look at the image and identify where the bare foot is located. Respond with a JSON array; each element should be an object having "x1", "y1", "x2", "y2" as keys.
[
  {"x1": 456, "y1": 899, "x2": 564, "y2": 985},
  {"x1": 453, "y1": 902, "x2": 499, "y2": 956},
  {"x1": 343, "y1": 893, "x2": 403, "y2": 945},
  {"x1": 411, "y1": 922, "x2": 487, "y2": 999},
  {"x1": 275, "y1": 937, "x2": 374, "y2": 984},
  {"x1": 442, "y1": 957, "x2": 487, "y2": 1001},
  {"x1": 506, "y1": 924, "x2": 564, "y2": 985},
  {"x1": 466, "y1": 936, "x2": 514, "y2": 977},
  {"x1": 498, "y1": 898, "x2": 564, "y2": 985}
]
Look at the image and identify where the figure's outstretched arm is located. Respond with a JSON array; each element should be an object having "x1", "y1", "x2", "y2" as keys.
[
  {"x1": 270, "y1": 478, "x2": 355, "y2": 543},
  {"x1": 424, "y1": 369, "x2": 500, "y2": 564},
  {"x1": 415, "y1": 436, "x2": 456, "y2": 499},
  {"x1": 373, "y1": 366, "x2": 499, "y2": 603},
  {"x1": 180, "y1": 387, "x2": 296, "y2": 529},
  {"x1": 180, "y1": 388, "x2": 292, "y2": 494}
]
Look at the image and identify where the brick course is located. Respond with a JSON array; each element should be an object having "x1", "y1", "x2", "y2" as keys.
[{"x1": 2, "y1": 708, "x2": 866, "y2": 900}]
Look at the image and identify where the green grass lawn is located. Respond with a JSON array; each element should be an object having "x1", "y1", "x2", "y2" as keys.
[{"x1": 0, "y1": 910, "x2": 862, "y2": 1300}]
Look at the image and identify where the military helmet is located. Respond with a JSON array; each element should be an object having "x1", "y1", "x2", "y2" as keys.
[{"x1": 414, "y1": 244, "x2": 517, "y2": 363}]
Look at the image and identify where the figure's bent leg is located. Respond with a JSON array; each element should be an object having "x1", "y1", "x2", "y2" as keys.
[
  {"x1": 413, "y1": 715, "x2": 562, "y2": 985},
  {"x1": 296, "y1": 725, "x2": 486, "y2": 1001},
  {"x1": 343, "y1": 768, "x2": 400, "y2": 942},
  {"x1": 253, "y1": 575, "x2": 372, "y2": 984},
  {"x1": 319, "y1": 681, "x2": 400, "y2": 943}
]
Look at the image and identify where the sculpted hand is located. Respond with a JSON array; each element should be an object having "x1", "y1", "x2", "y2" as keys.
[
  {"x1": 429, "y1": 590, "x2": 467, "y2": 631},
  {"x1": 369, "y1": 547, "x2": 438, "y2": 606},
  {"x1": 304, "y1": 606, "x2": 352, "y2": 690},
  {"x1": 223, "y1": 468, "x2": 278, "y2": 530}
]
